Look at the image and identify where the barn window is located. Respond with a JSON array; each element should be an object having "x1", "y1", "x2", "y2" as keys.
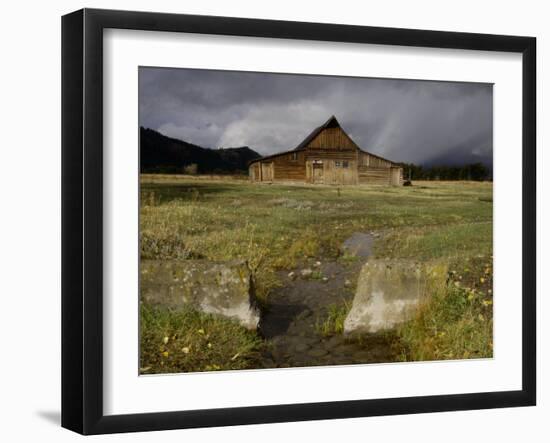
[
  {"x1": 335, "y1": 161, "x2": 341, "y2": 167},
  {"x1": 342, "y1": 161, "x2": 349, "y2": 168},
  {"x1": 290, "y1": 152, "x2": 298, "y2": 161}
]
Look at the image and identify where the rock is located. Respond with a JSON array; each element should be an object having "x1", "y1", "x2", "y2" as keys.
[
  {"x1": 270, "y1": 347, "x2": 287, "y2": 361},
  {"x1": 323, "y1": 335, "x2": 344, "y2": 350},
  {"x1": 290, "y1": 360, "x2": 307, "y2": 367},
  {"x1": 332, "y1": 343, "x2": 360, "y2": 355},
  {"x1": 344, "y1": 279, "x2": 352, "y2": 288},
  {"x1": 288, "y1": 271, "x2": 297, "y2": 280},
  {"x1": 351, "y1": 350, "x2": 373, "y2": 361},
  {"x1": 140, "y1": 259, "x2": 260, "y2": 330},
  {"x1": 314, "y1": 261, "x2": 322, "y2": 267},
  {"x1": 307, "y1": 348, "x2": 329, "y2": 358},
  {"x1": 294, "y1": 342, "x2": 311, "y2": 353},
  {"x1": 261, "y1": 359, "x2": 276, "y2": 368},
  {"x1": 296, "y1": 309, "x2": 312, "y2": 320},
  {"x1": 344, "y1": 259, "x2": 447, "y2": 334},
  {"x1": 301, "y1": 268, "x2": 313, "y2": 278},
  {"x1": 322, "y1": 277, "x2": 329, "y2": 283},
  {"x1": 300, "y1": 336, "x2": 320, "y2": 346}
]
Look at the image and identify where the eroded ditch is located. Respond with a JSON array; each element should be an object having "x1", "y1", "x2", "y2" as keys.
[{"x1": 257, "y1": 232, "x2": 400, "y2": 369}]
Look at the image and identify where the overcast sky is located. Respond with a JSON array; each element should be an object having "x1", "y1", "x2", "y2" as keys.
[{"x1": 139, "y1": 67, "x2": 493, "y2": 167}]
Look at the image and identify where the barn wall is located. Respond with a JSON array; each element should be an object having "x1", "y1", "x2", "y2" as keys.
[
  {"x1": 303, "y1": 147, "x2": 357, "y2": 184},
  {"x1": 306, "y1": 159, "x2": 358, "y2": 185},
  {"x1": 272, "y1": 151, "x2": 306, "y2": 181},
  {"x1": 357, "y1": 151, "x2": 397, "y2": 184},
  {"x1": 358, "y1": 166, "x2": 392, "y2": 185}
]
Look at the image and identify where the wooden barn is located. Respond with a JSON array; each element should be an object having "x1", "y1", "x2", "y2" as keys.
[{"x1": 249, "y1": 116, "x2": 403, "y2": 186}]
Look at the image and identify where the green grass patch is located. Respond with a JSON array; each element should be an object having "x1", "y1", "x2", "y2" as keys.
[
  {"x1": 140, "y1": 304, "x2": 265, "y2": 374},
  {"x1": 315, "y1": 302, "x2": 350, "y2": 337},
  {"x1": 374, "y1": 222, "x2": 492, "y2": 261},
  {"x1": 396, "y1": 255, "x2": 493, "y2": 361},
  {"x1": 339, "y1": 252, "x2": 360, "y2": 265}
]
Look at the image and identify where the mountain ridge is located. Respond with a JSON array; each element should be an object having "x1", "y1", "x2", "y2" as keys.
[{"x1": 140, "y1": 127, "x2": 261, "y2": 174}]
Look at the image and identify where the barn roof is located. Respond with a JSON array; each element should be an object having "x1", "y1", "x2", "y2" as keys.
[{"x1": 248, "y1": 116, "x2": 398, "y2": 166}]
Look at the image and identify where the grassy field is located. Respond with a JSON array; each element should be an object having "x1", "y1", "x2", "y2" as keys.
[{"x1": 139, "y1": 174, "x2": 493, "y2": 372}]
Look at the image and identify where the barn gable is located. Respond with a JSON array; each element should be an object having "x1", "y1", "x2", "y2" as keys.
[{"x1": 294, "y1": 116, "x2": 358, "y2": 152}]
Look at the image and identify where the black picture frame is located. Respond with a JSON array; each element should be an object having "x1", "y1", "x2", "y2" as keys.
[{"x1": 61, "y1": 8, "x2": 536, "y2": 435}]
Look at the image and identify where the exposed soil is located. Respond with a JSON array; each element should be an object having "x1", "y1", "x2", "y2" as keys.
[{"x1": 257, "y1": 233, "x2": 400, "y2": 369}]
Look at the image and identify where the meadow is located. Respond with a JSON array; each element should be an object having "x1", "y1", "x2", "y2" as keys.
[{"x1": 139, "y1": 175, "x2": 493, "y2": 373}]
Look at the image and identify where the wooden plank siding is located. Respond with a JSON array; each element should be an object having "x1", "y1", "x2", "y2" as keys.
[
  {"x1": 359, "y1": 152, "x2": 394, "y2": 169},
  {"x1": 357, "y1": 151, "x2": 396, "y2": 185},
  {"x1": 358, "y1": 166, "x2": 391, "y2": 185},
  {"x1": 304, "y1": 149, "x2": 356, "y2": 160},
  {"x1": 272, "y1": 152, "x2": 306, "y2": 182}
]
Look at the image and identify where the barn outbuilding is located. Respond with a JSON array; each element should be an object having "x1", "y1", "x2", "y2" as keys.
[{"x1": 248, "y1": 116, "x2": 403, "y2": 186}]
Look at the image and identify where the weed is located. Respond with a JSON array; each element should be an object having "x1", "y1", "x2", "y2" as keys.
[
  {"x1": 315, "y1": 302, "x2": 350, "y2": 337},
  {"x1": 339, "y1": 252, "x2": 360, "y2": 265},
  {"x1": 310, "y1": 270, "x2": 324, "y2": 280}
]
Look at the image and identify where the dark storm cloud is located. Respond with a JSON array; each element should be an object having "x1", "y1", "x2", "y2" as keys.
[{"x1": 139, "y1": 67, "x2": 492, "y2": 166}]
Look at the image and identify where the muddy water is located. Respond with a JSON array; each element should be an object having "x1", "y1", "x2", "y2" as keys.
[
  {"x1": 341, "y1": 232, "x2": 376, "y2": 258},
  {"x1": 257, "y1": 233, "x2": 399, "y2": 369}
]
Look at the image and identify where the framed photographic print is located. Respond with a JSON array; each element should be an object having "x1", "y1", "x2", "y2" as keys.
[{"x1": 61, "y1": 8, "x2": 536, "y2": 435}]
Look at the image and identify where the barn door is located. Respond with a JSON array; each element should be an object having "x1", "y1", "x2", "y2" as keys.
[{"x1": 312, "y1": 161, "x2": 324, "y2": 184}]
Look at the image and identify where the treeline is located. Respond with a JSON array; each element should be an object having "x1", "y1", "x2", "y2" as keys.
[{"x1": 398, "y1": 162, "x2": 491, "y2": 181}]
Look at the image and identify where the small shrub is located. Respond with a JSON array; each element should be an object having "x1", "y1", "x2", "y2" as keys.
[
  {"x1": 287, "y1": 233, "x2": 320, "y2": 260},
  {"x1": 183, "y1": 163, "x2": 198, "y2": 175}
]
